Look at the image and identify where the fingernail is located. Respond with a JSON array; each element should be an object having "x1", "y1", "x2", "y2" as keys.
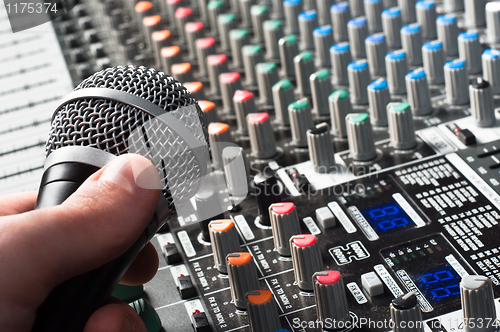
[
  {"x1": 99, "y1": 154, "x2": 161, "y2": 195},
  {"x1": 121, "y1": 315, "x2": 135, "y2": 332}
]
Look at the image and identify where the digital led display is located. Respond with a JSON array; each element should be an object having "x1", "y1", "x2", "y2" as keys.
[
  {"x1": 361, "y1": 201, "x2": 412, "y2": 233},
  {"x1": 413, "y1": 265, "x2": 461, "y2": 303}
]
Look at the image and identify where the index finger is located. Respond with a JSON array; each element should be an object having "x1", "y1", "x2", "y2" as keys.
[{"x1": 0, "y1": 191, "x2": 38, "y2": 217}]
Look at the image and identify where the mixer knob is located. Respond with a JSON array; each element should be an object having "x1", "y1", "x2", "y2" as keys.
[
  {"x1": 461, "y1": 275, "x2": 497, "y2": 332},
  {"x1": 405, "y1": 68, "x2": 432, "y2": 116},
  {"x1": 269, "y1": 202, "x2": 302, "y2": 256},
  {"x1": 208, "y1": 122, "x2": 232, "y2": 170},
  {"x1": 458, "y1": 31, "x2": 482, "y2": 75},
  {"x1": 329, "y1": 89, "x2": 353, "y2": 138},
  {"x1": 294, "y1": 51, "x2": 316, "y2": 96},
  {"x1": 234, "y1": 90, "x2": 256, "y2": 135},
  {"x1": 218, "y1": 14, "x2": 237, "y2": 53},
  {"x1": 207, "y1": 54, "x2": 229, "y2": 95},
  {"x1": 284, "y1": 0, "x2": 302, "y2": 34},
  {"x1": 317, "y1": 0, "x2": 334, "y2": 25},
  {"x1": 347, "y1": 17, "x2": 368, "y2": 59},
  {"x1": 348, "y1": 60, "x2": 370, "y2": 105},
  {"x1": 256, "y1": 62, "x2": 280, "y2": 105},
  {"x1": 331, "y1": 2, "x2": 351, "y2": 42},
  {"x1": 242, "y1": 45, "x2": 265, "y2": 87},
  {"x1": 307, "y1": 123, "x2": 336, "y2": 173},
  {"x1": 209, "y1": 219, "x2": 241, "y2": 273},
  {"x1": 279, "y1": 34, "x2": 300, "y2": 78},
  {"x1": 330, "y1": 43, "x2": 352, "y2": 85},
  {"x1": 422, "y1": 41, "x2": 445, "y2": 85},
  {"x1": 444, "y1": 0, "x2": 464, "y2": 13},
  {"x1": 346, "y1": 113, "x2": 377, "y2": 161},
  {"x1": 437, "y1": 15, "x2": 459, "y2": 56},
  {"x1": 230, "y1": 29, "x2": 250, "y2": 69},
  {"x1": 482, "y1": 49, "x2": 500, "y2": 94},
  {"x1": 486, "y1": 2, "x2": 500, "y2": 44},
  {"x1": 251, "y1": 5, "x2": 269, "y2": 44},
  {"x1": 387, "y1": 102, "x2": 417, "y2": 150},
  {"x1": 208, "y1": 0, "x2": 224, "y2": 35},
  {"x1": 247, "y1": 113, "x2": 278, "y2": 159},
  {"x1": 222, "y1": 146, "x2": 248, "y2": 200},
  {"x1": 310, "y1": 69, "x2": 332, "y2": 116},
  {"x1": 196, "y1": 179, "x2": 225, "y2": 242},
  {"x1": 398, "y1": 0, "x2": 417, "y2": 24},
  {"x1": 382, "y1": 7, "x2": 402, "y2": 49},
  {"x1": 220, "y1": 73, "x2": 242, "y2": 116},
  {"x1": 227, "y1": 253, "x2": 260, "y2": 310},
  {"x1": 196, "y1": 37, "x2": 217, "y2": 77},
  {"x1": 239, "y1": 0, "x2": 254, "y2": 29},
  {"x1": 290, "y1": 234, "x2": 324, "y2": 291},
  {"x1": 313, "y1": 271, "x2": 350, "y2": 329},
  {"x1": 185, "y1": 22, "x2": 204, "y2": 61},
  {"x1": 253, "y1": 173, "x2": 281, "y2": 226},
  {"x1": 264, "y1": 20, "x2": 284, "y2": 60},
  {"x1": 444, "y1": 59, "x2": 469, "y2": 106},
  {"x1": 314, "y1": 26, "x2": 334, "y2": 67},
  {"x1": 470, "y1": 78, "x2": 496, "y2": 128},
  {"x1": 299, "y1": 10, "x2": 319, "y2": 50},
  {"x1": 364, "y1": 0, "x2": 383, "y2": 33},
  {"x1": 368, "y1": 78, "x2": 390, "y2": 127},
  {"x1": 390, "y1": 292, "x2": 424, "y2": 332},
  {"x1": 175, "y1": 8, "x2": 193, "y2": 44},
  {"x1": 366, "y1": 33, "x2": 387, "y2": 77},
  {"x1": 272, "y1": 80, "x2": 295, "y2": 126},
  {"x1": 350, "y1": 0, "x2": 365, "y2": 18},
  {"x1": 289, "y1": 98, "x2": 315, "y2": 147},
  {"x1": 401, "y1": 23, "x2": 423, "y2": 66},
  {"x1": 416, "y1": 1, "x2": 437, "y2": 41},
  {"x1": 246, "y1": 290, "x2": 282, "y2": 332},
  {"x1": 465, "y1": 0, "x2": 487, "y2": 27},
  {"x1": 386, "y1": 50, "x2": 408, "y2": 95}
]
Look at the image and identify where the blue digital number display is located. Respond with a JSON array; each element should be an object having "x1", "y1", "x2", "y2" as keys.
[
  {"x1": 361, "y1": 201, "x2": 411, "y2": 233},
  {"x1": 414, "y1": 266, "x2": 461, "y2": 303}
]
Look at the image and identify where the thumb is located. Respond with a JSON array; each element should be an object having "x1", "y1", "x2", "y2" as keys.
[{"x1": 0, "y1": 154, "x2": 161, "y2": 316}]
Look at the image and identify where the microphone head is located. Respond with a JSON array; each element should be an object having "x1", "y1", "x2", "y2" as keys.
[{"x1": 46, "y1": 65, "x2": 209, "y2": 216}]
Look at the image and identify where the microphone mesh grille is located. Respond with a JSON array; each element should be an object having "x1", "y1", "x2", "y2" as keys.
[{"x1": 46, "y1": 65, "x2": 209, "y2": 215}]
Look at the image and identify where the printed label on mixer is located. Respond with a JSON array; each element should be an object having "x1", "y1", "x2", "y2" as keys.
[
  {"x1": 329, "y1": 241, "x2": 370, "y2": 265},
  {"x1": 302, "y1": 217, "x2": 321, "y2": 235},
  {"x1": 374, "y1": 264, "x2": 404, "y2": 298},
  {"x1": 232, "y1": 215, "x2": 255, "y2": 241},
  {"x1": 328, "y1": 202, "x2": 357, "y2": 234},
  {"x1": 177, "y1": 230, "x2": 196, "y2": 257},
  {"x1": 347, "y1": 206, "x2": 380, "y2": 241},
  {"x1": 346, "y1": 282, "x2": 368, "y2": 304},
  {"x1": 396, "y1": 270, "x2": 434, "y2": 312}
]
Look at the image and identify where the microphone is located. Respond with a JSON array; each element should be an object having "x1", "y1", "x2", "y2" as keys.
[{"x1": 32, "y1": 65, "x2": 209, "y2": 332}]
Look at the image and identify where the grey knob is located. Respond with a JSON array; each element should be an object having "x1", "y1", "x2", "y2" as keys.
[
  {"x1": 364, "y1": 0, "x2": 383, "y2": 33},
  {"x1": 208, "y1": 0, "x2": 224, "y2": 35},
  {"x1": 329, "y1": 89, "x2": 353, "y2": 138},
  {"x1": 444, "y1": 0, "x2": 464, "y2": 12},
  {"x1": 331, "y1": 2, "x2": 351, "y2": 42},
  {"x1": 272, "y1": 0, "x2": 285, "y2": 19},
  {"x1": 289, "y1": 98, "x2": 315, "y2": 147},
  {"x1": 230, "y1": 29, "x2": 250, "y2": 69},
  {"x1": 348, "y1": 60, "x2": 370, "y2": 105},
  {"x1": 401, "y1": 23, "x2": 423, "y2": 66},
  {"x1": 234, "y1": 90, "x2": 256, "y2": 134},
  {"x1": 279, "y1": 34, "x2": 300, "y2": 78},
  {"x1": 222, "y1": 147, "x2": 248, "y2": 199},
  {"x1": 290, "y1": 234, "x2": 324, "y2": 291},
  {"x1": 386, "y1": 50, "x2": 408, "y2": 94},
  {"x1": 294, "y1": 51, "x2": 316, "y2": 96},
  {"x1": 307, "y1": 123, "x2": 336, "y2": 173},
  {"x1": 207, "y1": 54, "x2": 229, "y2": 95},
  {"x1": 242, "y1": 45, "x2": 265, "y2": 86},
  {"x1": 311, "y1": 69, "x2": 333, "y2": 116},
  {"x1": 264, "y1": 20, "x2": 284, "y2": 60},
  {"x1": 218, "y1": 14, "x2": 237, "y2": 53},
  {"x1": 368, "y1": 78, "x2": 390, "y2": 126},
  {"x1": 209, "y1": 219, "x2": 241, "y2": 273},
  {"x1": 313, "y1": 271, "x2": 350, "y2": 329},
  {"x1": 470, "y1": 78, "x2": 496, "y2": 127},
  {"x1": 349, "y1": 0, "x2": 365, "y2": 17},
  {"x1": 239, "y1": 0, "x2": 254, "y2": 28},
  {"x1": 246, "y1": 291, "x2": 282, "y2": 332},
  {"x1": 390, "y1": 292, "x2": 424, "y2": 332},
  {"x1": 299, "y1": 10, "x2": 318, "y2": 50},
  {"x1": 227, "y1": 252, "x2": 260, "y2": 310},
  {"x1": 348, "y1": 17, "x2": 368, "y2": 59},
  {"x1": 317, "y1": 0, "x2": 334, "y2": 25},
  {"x1": 269, "y1": 202, "x2": 302, "y2": 256},
  {"x1": 444, "y1": 59, "x2": 469, "y2": 105},
  {"x1": 220, "y1": 72, "x2": 242, "y2": 116},
  {"x1": 330, "y1": 43, "x2": 352, "y2": 85},
  {"x1": 382, "y1": 7, "x2": 403, "y2": 49},
  {"x1": 256, "y1": 62, "x2": 280, "y2": 105},
  {"x1": 284, "y1": 0, "x2": 302, "y2": 34},
  {"x1": 487, "y1": 2, "x2": 500, "y2": 45},
  {"x1": 465, "y1": 0, "x2": 487, "y2": 27},
  {"x1": 247, "y1": 113, "x2": 278, "y2": 159},
  {"x1": 458, "y1": 31, "x2": 482, "y2": 75},
  {"x1": 387, "y1": 102, "x2": 417, "y2": 150},
  {"x1": 398, "y1": 0, "x2": 417, "y2": 24},
  {"x1": 313, "y1": 26, "x2": 334, "y2": 67},
  {"x1": 437, "y1": 14, "x2": 459, "y2": 56},
  {"x1": 405, "y1": 68, "x2": 432, "y2": 115},
  {"x1": 482, "y1": 49, "x2": 500, "y2": 94},
  {"x1": 209, "y1": 122, "x2": 232, "y2": 170},
  {"x1": 346, "y1": 113, "x2": 377, "y2": 161},
  {"x1": 461, "y1": 275, "x2": 497, "y2": 332},
  {"x1": 422, "y1": 41, "x2": 445, "y2": 85},
  {"x1": 161, "y1": 46, "x2": 182, "y2": 74},
  {"x1": 366, "y1": 33, "x2": 387, "y2": 76},
  {"x1": 198, "y1": 100, "x2": 216, "y2": 124},
  {"x1": 272, "y1": 79, "x2": 295, "y2": 126},
  {"x1": 175, "y1": 8, "x2": 193, "y2": 44},
  {"x1": 196, "y1": 37, "x2": 217, "y2": 77},
  {"x1": 185, "y1": 22, "x2": 204, "y2": 61},
  {"x1": 251, "y1": 5, "x2": 269, "y2": 44},
  {"x1": 416, "y1": 0, "x2": 437, "y2": 40}
]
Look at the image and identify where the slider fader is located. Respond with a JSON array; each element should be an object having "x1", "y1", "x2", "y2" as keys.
[{"x1": 9, "y1": 0, "x2": 500, "y2": 330}]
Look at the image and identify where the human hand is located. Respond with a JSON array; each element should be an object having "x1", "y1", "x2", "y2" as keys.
[{"x1": 0, "y1": 154, "x2": 162, "y2": 332}]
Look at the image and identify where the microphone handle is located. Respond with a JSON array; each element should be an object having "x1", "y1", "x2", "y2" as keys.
[{"x1": 31, "y1": 148, "x2": 163, "y2": 332}]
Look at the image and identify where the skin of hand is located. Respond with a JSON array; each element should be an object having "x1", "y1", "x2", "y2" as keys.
[{"x1": 0, "y1": 154, "x2": 163, "y2": 332}]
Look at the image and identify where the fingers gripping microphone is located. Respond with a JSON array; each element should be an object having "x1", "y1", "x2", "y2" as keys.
[{"x1": 32, "y1": 65, "x2": 209, "y2": 332}]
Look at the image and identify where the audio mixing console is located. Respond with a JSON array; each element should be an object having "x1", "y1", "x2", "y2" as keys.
[{"x1": 4, "y1": 0, "x2": 500, "y2": 330}]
